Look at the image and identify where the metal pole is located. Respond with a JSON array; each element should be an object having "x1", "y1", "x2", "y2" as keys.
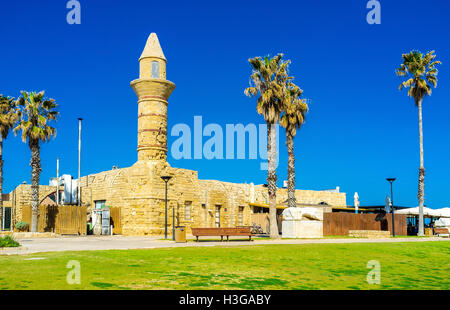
[
  {"x1": 173, "y1": 205, "x2": 175, "y2": 241},
  {"x1": 391, "y1": 182, "x2": 395, "y2": 237},
  {"x1": 56, "y1": 157, "x2": 59, "y2": 205},
  {"x1": 164, "y1": 181, "x2": 168, "y2": 239},
  {"x1": 0, "y1": 136, "x2": 3, "y2": 231},
  {"x1": 78, "y1": 118, "x2": 82, "y2": 206}
]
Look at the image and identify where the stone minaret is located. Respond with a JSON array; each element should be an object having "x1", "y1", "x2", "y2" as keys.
[{"x1": 131, "y1": 33, "x2": 176, "y2": 161}]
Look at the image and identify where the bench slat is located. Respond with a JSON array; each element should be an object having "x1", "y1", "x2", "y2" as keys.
[
  {"x1": 434, "y1": 228, "x2": 450, "y2": 235},
  {"x1": 192, "y1": 227, "x2": 252, "y2": 241}
]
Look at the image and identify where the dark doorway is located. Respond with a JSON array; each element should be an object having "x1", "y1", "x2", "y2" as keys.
[
  {"x1": 375, "y1": 212, "x2": 389, "y2": 231},
  {"x1": 3, "y1": 207, "x2": 12, "y2": 231}
]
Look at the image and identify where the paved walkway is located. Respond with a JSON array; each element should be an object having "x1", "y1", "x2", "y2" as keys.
[{"x1": 1, "y1": 235, "x2": 448, "y2": 256}]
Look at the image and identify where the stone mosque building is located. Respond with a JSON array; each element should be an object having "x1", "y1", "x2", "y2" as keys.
[{"x1": 5, "y1": 33, "x2": 346, "y2": 236}]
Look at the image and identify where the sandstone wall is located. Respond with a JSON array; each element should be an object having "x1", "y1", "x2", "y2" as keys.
[
  {"x1": 8, "y1": 184, "x2": 59, "y2": 226},
  {"x1": 76, "y1": 161, "x2": 346, "y2": 236},
  {"x1": 8, "y1": 161, "x2": 346, "y2": 236}
]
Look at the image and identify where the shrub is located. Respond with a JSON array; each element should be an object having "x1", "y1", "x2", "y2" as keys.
[
  {"x1": 15, "y1": 221, "x2": 29, "y2": 232},
  {"x1": 0, "y1": 236, "x2": 20, "y2": 248}
]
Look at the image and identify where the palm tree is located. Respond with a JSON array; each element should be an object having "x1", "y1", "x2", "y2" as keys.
[
  {"x1": 245, "y1": 54, "x2": 289, "y2": 239},
  {"x1": 396, "y1": 50, "x2": 441, "y2": 236},
  {"x1": 280, "y1": 84, "x2": 308, "y2": 209},
  {"x1": 0, "y1": 95, "x2": 18, "y2": 230},
  {"x1": 14, "y1": 91, "x2": 58, "y2": 232}
]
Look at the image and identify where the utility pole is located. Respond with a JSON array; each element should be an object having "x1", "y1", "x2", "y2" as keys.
[
  {"x1": 387, "y1": 178, "x2": 397, "y2": 237},
  {"x1": 78, "y1": 118, "x2": 82, "y2": 206},
  {"x1": 56, "y1": 157, "x2": 59, "y2": 205},
  {"x1": 161, "y1": 176, "x2": 172, "y2": 239}
]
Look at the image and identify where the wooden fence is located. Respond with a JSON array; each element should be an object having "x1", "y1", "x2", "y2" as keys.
[
  {"x1": 323, "y1": 213, "x2": 407, "y2": 236},
  {"x1": 19, "y1": 205, "x2": 87, "y2": 235},
  {"x1": 251, "y1": 213, "x2": 270, "y2": 233},
  {"x1": 250, "y1": 213, "x2": 283, "y2": 234}
]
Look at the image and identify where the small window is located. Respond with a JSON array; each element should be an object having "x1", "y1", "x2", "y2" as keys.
[
  {"x1": 185, "y1": 201, "x2": 192, "y2": 221},
  {"x1": 95, "y1": 200, "x2": 106, "y2": 209},
  {"x1": 215, "y1": 205, "x2": 221, "y2": 228},
  {"x1": 151, "y1": 61, "x2": 160, "y2": 78},
  {"x1": 238, "y1": 206, "x2": 244, "y2": 226},
  {"x1": 202, "y1": 204, "x2": 207, "y2": 227}
]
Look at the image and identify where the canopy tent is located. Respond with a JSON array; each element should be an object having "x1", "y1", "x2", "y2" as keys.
[
  {"x1": 396, "y1": 207, "x2": 450, "y2": 218},
  {"x1": 435, "y1": 217, "x2": 450, "y2": 227}
]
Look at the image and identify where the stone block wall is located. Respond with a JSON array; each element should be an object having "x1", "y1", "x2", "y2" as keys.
[
  {"x1": 75, "y1": 160, "x2": 346, "y2": 236},
  {"x1": 8, "y1": 162, "x2": 347, "y2": 236},
  {"x1": 8, "y1": 184, "x2": 59, "y2": 227}
]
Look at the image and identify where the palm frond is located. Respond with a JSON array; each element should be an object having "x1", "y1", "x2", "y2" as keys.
[
  {"x1": 0, "y1": 94, "x2": 19, "y2": 139},
  {"x1": 14, "y1": 91, "x2": 59, "y2": 145},
  {"x1": 396, "y1": 50, "x2": 441, "y2": 103},
  {"x1": 245, "y1": 54, "x2": 290, "y2": 124}
]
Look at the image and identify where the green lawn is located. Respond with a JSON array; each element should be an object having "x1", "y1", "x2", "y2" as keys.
[{"x1": 0, "y1": 242, "x2": 449, "y2": 290}]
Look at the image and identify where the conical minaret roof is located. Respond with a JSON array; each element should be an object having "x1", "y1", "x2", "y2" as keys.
[{"x1": 140, "y1": 33, "x2": 166, "y2": 61}]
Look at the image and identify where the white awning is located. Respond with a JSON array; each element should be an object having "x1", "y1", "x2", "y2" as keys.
[
  {"x1": 396, "y1": 207, "x2": 443, "y2": 217},
  {"x1": 434, "y1": 208, "x2": 450, "y2": 218}
]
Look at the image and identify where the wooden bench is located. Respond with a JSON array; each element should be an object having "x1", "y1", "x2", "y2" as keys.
[
  {"x1": 191, "y1": 227, "x2": 252, "y2": 242},
  {"x1": 434, "y1": 227, "x2": 450, "y2": 237}
]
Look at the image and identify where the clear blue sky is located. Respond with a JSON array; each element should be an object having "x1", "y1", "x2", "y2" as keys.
[{"x1": 0, "y1": 0, "x2": 449, "y2": 208}]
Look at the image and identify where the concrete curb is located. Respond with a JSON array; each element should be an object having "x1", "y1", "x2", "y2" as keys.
[{"x1": 0, "y1": 246, "x2": 28, "y2": 255}]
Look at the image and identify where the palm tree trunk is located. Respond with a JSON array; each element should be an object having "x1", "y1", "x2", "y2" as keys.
[
  {"x1": 29, "y1": 140, "x2": 42, "y2": 233},
  {"x1": 0, "y1": 137, "x2": 3, "y2": 231},
  {"x1": 286, "y1": 133, "x2": 296, "y2": 209},
  {"x1": 267, "y1": 123, "x2": 280, "y2": 239},
  {"x1": 417, "y1": 99, "x2": 425, "y2": 236}
]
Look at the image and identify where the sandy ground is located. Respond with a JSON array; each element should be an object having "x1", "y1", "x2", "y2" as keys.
[{"x1": 1, "y1": 235, "x2": 448, "y2": 255}]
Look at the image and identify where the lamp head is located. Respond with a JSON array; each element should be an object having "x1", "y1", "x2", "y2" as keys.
[
  {"x1": 386, "y1": 178, "x2": 396, "y2": 183},
  {"x1": 161, "y1": 176, "x2": 172, "y2": 182}
]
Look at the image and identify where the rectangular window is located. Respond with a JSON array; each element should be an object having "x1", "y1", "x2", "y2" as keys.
[
  {"x1": 151, "y1": 61, "x2": 160, "y2": 78},
  {"x1": 202, "y1": 204, "x2": 207, "y2": 227},
  {"x1": 215, "y1": 205, "x2": 221, "y2": 228},
  {"x1": 185, "y1": 201, "x2": 192, "y2": 221},
  {"x1": 95, "y1": 200, "x2": 106, "y2": 209},
  {"x1": 238, "y1": 206, "x2": 244, "y2": 226}
]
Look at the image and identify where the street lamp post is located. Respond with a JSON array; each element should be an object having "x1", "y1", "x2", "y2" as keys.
[
  {"x1": 78, "y1": 118, "x2": 83, "y2": 206},
  {"x1": 56, "y1": 157, "x2": 60, "y2": 205},
  {"x1": 387, "y1": 178, "x2": 396, "y2": 237},
  {"x1": 172, "y1": 202, "x2": 175, "y2": 241},
  {"x1": 161, "y1": 176, "x2": 172, "y2": 239}
]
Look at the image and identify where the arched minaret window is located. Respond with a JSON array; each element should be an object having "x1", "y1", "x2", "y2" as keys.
[{"x1": 151, "y1": 61, "x2": 160, "y2": 78}]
